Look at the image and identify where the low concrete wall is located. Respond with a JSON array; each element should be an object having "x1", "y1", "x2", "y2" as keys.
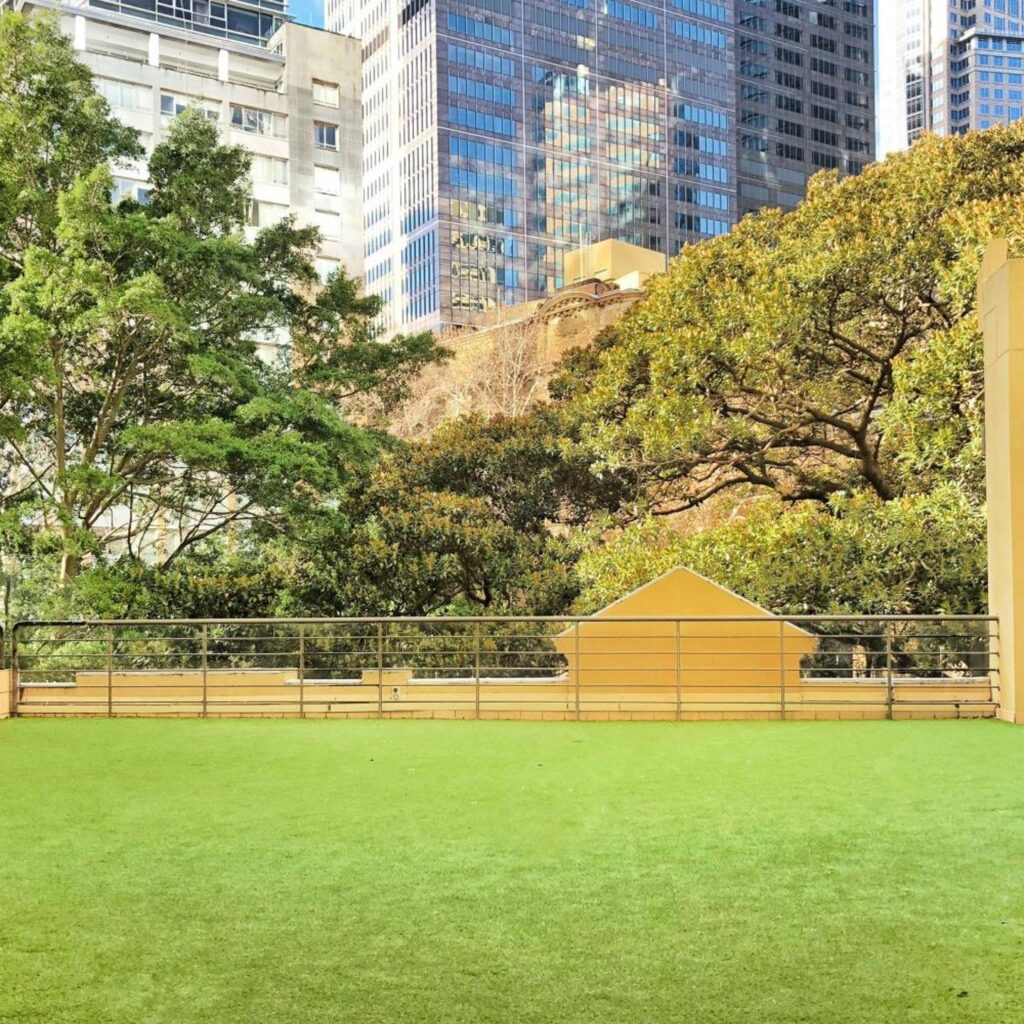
[{"x1": 12, "y1": 668, "x2": 995, "y2": 721}]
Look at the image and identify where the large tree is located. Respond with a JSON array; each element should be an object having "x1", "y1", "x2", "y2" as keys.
[
  {"x1": 0, "y1": 12, "x2": 443, "y2": 590},
  {"x1": 255, "y1": 410, "x2": 632, "y2": 617},
  {"x1": 567, "y1": 126, "x2": 1024, "y2": 515},
  {"x1": 0, "y1": 11, "x2": 139, "y2": 435},
  {"x1": 545, "y1": 127, "x2": 1024, "y2": 614}
]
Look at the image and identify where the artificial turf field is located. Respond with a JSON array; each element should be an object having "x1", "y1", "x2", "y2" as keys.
[{"x1": 1, "y1": 720, "x2": 1022, "y2": 1023}]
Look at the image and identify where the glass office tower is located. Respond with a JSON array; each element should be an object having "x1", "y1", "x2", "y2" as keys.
[
  {"x1": 328, "y1": 0, "x2": 873, "y2": 332},
  {"x1": 879, "y1": 1, "x2": 1024, "y2": 157},
  {"x1": 734, "y1": 0, "x2": 874, "y2": 215}
]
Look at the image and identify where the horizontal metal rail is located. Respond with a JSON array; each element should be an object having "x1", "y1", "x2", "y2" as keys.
[
  {"x1": 14, "y1": 615, "x2": 999, "y2": 626},
  {"x1": 10, "y1": 615, "x2": 999, "y2": 722}
]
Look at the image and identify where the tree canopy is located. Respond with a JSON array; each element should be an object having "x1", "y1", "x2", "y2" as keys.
[
  {"x1": 0, "y1": 7, "x2": 1013, "y2": 620},
  {"x1": 542, "y1": 128, "x2": 1024, "y2": 614},
  {"x1": 0, "y1": 12, "x2": 443, "y2": 598},
  {"x1": 567, "y1": 127, "x2": 1024, "y2": 516}
]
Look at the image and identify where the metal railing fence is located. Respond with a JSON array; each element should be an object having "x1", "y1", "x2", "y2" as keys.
[{"x1": 8, "y1": 615, "x2": 999, "y2": 720}]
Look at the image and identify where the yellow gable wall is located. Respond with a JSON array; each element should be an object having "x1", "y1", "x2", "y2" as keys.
[{"x1": 555, "y1": 569, "x2": 816, "y2": 694}]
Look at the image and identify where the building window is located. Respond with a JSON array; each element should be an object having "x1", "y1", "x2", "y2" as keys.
[
  {"x1": 315, "y1": 257, "x2": 339, "y2": 281},
  {"x1": 112, "y1": 177, "x2": 151, "y2": 205},
  {"x1": 251, "y1": 155, "x2": 289, "y2": 186},
  {"x1": 314, "y1": 121, "x2": 339, "y2": 150},
  {"x1": 314, "y1": 209, "x2": 342, "y2": 239},
  {"x1": 162, "y1": 92, "x2": 220, "y2": 121},
  {"x1": 247, "y1": 200, "x2": 289, "y2": 227},
  {"x1": 313, "y1": 165, "x2": 340, "y2": 195},
  {"x1": 230, "y1": 104, "x2": 286, "y2": 138},
  {"x1": 96, "y1": 79, "x2": 152, "y2": 112},
  {"x1": 312, "y1": 80, "x2": 340, "y2": 106}
]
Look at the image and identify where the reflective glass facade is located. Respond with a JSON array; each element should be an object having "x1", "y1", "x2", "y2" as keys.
[
  {"x1": 735, "y1": 0, "x2": 874, "y2": 215},
  {"x1": 335, "y1": 0, "x2": 872, "y2": 332}
]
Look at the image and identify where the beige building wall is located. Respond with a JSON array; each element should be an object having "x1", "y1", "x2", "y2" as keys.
[
  {"x1": 564, "y1": 239, "x2": 667, "y2": 289},
  {"x1": 554, "y1": 569, "x2": 817, "y2": 700},
  {"x1": 978, "y1": 240, "x2": 1024, "y2": 723},
  {"x1": 394, "y1": 241, "x2": 662, "y2": 436},
  {"x1": 5, "y1": 1, "x2": 363, "y2": 280}
]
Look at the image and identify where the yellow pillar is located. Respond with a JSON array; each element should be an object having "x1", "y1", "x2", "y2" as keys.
[{"x1": 978, "y1": 240, "x2": 1024, "y2": 723}]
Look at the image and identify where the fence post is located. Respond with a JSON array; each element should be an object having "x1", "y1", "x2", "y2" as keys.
[
  {"x1": 474, "y1": 622, "x2": 481, "y2": 720},
  {"x1": 10, "y1": 625, "x2": 18, "y2": 717},
  {"x1": 106, "y1": 625, "x2": 114, "y2": 718},
  {"x1": 778, "y1": 619, "x2": 786, "y2": 721},
  {"x1": 298, "y1": 623, "x2": 305, "y2": 720},
  {"x1": 376, "y1": 622, "x2": 384, "y2": 719},
  {"x1": 574, "y1": 621, "x2": 581, "y2": 721},
  {"x1": 201, "y1": 624, "x2": 209, "y2": 719},
  {"x1": 885, "y1": 621, "x2": 894, "y2": 720},
  {"x1": 675, "y1": 619, "x2": 682, "y2": 722}
]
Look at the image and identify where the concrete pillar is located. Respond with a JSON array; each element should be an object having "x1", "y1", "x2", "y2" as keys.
[
  {"x1": 148, "y1": 32, "x2": 159, "y2": 68},
  {"x1": 978, "y1": 239, "x2": 1024, "y2": 723},
  {"x1": 0, "y1": 670, "x2": 11, "y2": 719},
  {"x1": 218, "y1": 48, "x2": 230, "y2": 83},
  {"x1": 72, "y1": 15, "x2": 86, "y2": 51}
]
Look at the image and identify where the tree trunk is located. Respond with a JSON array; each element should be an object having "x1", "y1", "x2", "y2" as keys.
[{"x1": 58, "y1": 548, "x2": 79, "y2": 587}]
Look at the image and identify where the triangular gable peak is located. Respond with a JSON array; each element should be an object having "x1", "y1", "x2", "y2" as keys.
[{"x1": 578, "y1": 567, "x2": 812, "y2": 638}]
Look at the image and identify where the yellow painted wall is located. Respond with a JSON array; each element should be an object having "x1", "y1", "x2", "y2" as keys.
[
  {"x1": 0, "y1": 669, "x2": 11, "y2": 719},
  {"x1": 15, "y1": 675, "x2": 992, "y2": 720},
  {"x1": 979, "y1": 240, "x2": 1024, "y2": 722},
  {"x1": 564, "y1": 239, "x2": 667, "y2": 287},
  {"x1": 554, "y1": 569, "x2": 817, "y2": 696}
]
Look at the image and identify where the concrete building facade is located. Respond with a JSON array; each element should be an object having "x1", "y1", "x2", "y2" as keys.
[
  {"x1": 2, "y1": 0, "x2": 364, "y2": 279},
  {"x1": 327, "y1": 0, "x2": 874, "y2": 334},
  {"x1": 878, "y1": 0, "x2": 1024, "y2": 157}
]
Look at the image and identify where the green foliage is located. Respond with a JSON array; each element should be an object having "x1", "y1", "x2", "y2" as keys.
[
  {"x1": 549, "y1": 128, "x2": 1024, "y2": 615},
  {"x1": 66, "y1": 553, "x2": 283, "y2": 620},
  {"x1": 0, "y1": 16, "x2": 444, "y2": 598},
  {"x1": 264, "y1": 412, "x2": 627, "y2": 616},
  {"x1": 0, "y1": 13, "x2": 1009, "y2": 621},
  {"x1": 0, "y1": 12, "x2": 140, "y2": 435},
  {"x1": 0, "y1": 12, "x2": 139, "y2": 280},
  {"x1": 575, "y1": 486, "x2": 987, "y2": 616},
  {"x1": 569, "y1": 127, "x2": 1024, "y2": 513}
]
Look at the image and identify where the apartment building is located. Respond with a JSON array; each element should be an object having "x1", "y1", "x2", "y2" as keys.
[{"x1": 3, "y1": 0, "x2": 364, "y2": 279}]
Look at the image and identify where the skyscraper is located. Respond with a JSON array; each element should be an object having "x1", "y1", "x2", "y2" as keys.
[
  {"x1": 328, "y1": 0, "x2": 875, "y2": 333},
  {"x1": 878, "y1": 0, "x2": 1024, "y2": 157},
  {"x1": 735, "y1": 0, "x2": 873, "y2": 216}
]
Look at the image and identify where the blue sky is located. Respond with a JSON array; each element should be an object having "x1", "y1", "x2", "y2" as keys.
[{"x1": 290, "y1": 0, "x2": 323, "y2": 28}]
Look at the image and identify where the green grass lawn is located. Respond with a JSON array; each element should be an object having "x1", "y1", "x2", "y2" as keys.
[{"x1": 1, "y1": 720, "x2": 1023, "y2": 1023}]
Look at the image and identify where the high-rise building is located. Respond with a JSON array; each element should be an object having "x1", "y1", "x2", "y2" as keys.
[
  {"x1": 878, "y1": 0, "x2": 1024, "y2": 157},
  {"x1": 734, "y1": 0, "x2": 874, "y2": 216},
  {"x1": 2, "y1": 0, "x2": 364, "y2": 281},
  {"x1": 327, "y1": 0, "x2": 874, "y2": 333}
]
